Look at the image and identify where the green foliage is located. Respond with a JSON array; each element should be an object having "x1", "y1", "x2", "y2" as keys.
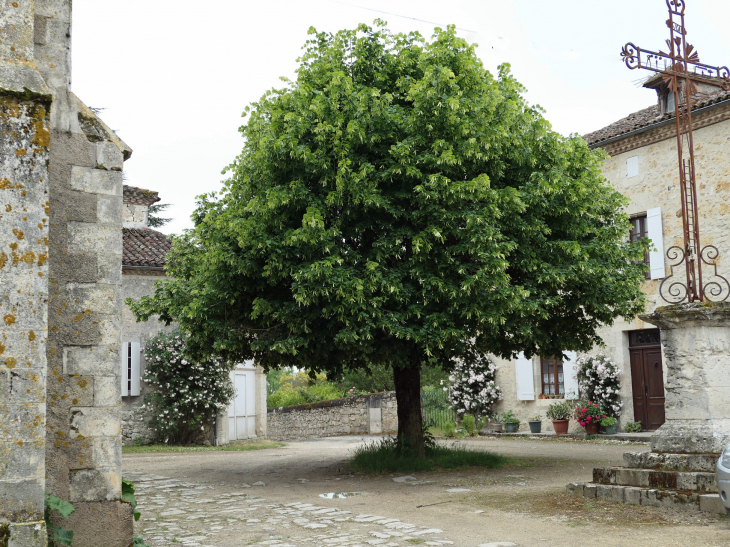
[
  {"x1": 600, "y1": 416, "x2": 617, "y2": 427},
  {"x1": 350, "y1": 437, "x2": 507, "y2": 473},
  {"x1": 142, "y1": 329, "x2": 235, "y2": 444},
  {"x1": 147, "y1": 202, "x2": 172, "y2": 229},
  {"x1": 121, "y1": 478, "x2": 140, "y2": 522},
  {"x1": 530, "y1": 414, "x2": 543, "y2": 421},
  {"x1": 546, "y1": 400, "x2": 573, "y2": 421},
  {"x1": 499, "y1": 410, "x2": 520, "y2": 427},
  {"x1": 442, "y1": 421, "x2": 456, "y2": 438},
  {"x1": 45, "y1": 494, "x2": 75, "y2": 546},
  {"x1": 267, "y1": 369, "x2": 342, "y2": 407},
  {"x1": 625, "y1": 421, "x2": 642, "y2": 433},
  {"x1": 132, "y1": 537, "x2": 150, "y2": 547},
  {"x1": 335, "y1": 363, "x2": 448, "y2": 394},
  {"x1": 127, "y1": 22, "x2": 649, "y2": 454},
  {"x1": 461, "y1": 414, "x2": 476, "y2": 436}
]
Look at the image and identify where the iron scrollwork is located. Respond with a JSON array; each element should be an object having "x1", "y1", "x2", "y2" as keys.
[
  {"x1": 700, "y1": 245, "x2": 730, "y2": 302},
  {"x1": 659, "y1": 246, "x2": 689, "y2": 304}
]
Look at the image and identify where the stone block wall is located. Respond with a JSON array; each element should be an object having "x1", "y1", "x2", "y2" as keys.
[
  {"x1": 0, "y1": 87, "x2": 52, "y2": 542},
  {"x1": 267, "y1": 392, "x2": 397, "y2": 441}
]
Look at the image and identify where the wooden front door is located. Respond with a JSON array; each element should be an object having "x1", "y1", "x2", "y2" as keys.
[{"x1": 629, "y1": 329, "x2": 665, "y2": 431}]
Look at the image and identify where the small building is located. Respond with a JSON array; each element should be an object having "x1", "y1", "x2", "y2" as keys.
[
  {"x1": 120, "y1": 186, "x2": 266, "y2": 445},
  {"x1": 492, "y1": 81, "x2": 730, "y2": 432}
]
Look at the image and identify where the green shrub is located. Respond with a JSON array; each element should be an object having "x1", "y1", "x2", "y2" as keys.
[
  {"x1": 499, "y1": 410, "x2": 520, "y2": 428},
  {"x1": 625, "y1": 421, "x2": 642, "y2": 433},
  {"x1": 143, "y1": 329, "x2": 235, "y2": 444},
  {"x1": 600, "y1": 416, "x2": 617, "y2": 427},
  {"x1": 350, "y1": 437, "x2": 508, "y2": 473},
  {"x1": 461, "y1": 414, "x2": 476, "y2": 436},
  {"x1": 442, "y1": 421, "x2": 456, "y2": 438},
  {"x1": 267, "y1": 371, "x2": 343, "y2": 408},
  {"x1": 546, "y1": 400, "x2": 573, "y2": 420}
]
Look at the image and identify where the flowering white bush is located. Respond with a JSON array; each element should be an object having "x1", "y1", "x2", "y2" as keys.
[
  {"x1": 143, "y1": 329, "x2": 235, "y2": 444},
  {"x1": 575, "y1": 354, "x2": 623, "y2": 418},
  {"x1": 445, "y1": 352, "x2": 502, "y2": 420}
]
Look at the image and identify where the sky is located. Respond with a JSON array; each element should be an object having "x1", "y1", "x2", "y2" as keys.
[{"x1": 71, "y1": 0, "x2": 730, "y2": 236}]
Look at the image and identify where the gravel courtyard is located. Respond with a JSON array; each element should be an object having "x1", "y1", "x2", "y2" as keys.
[{"x1": 123, "y1": 436, "x2": 730, "y2": 547}]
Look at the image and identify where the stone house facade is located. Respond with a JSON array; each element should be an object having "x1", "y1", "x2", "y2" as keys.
[
  {"x1": 119, "y1": 186, "x2": 267, "y2": 446},
  {"x1": 492, "y1": 81, "x2": 730, "y2": 433},
  {"x1": 1, "y1": 1, "x2": 133, "y2": 545}
]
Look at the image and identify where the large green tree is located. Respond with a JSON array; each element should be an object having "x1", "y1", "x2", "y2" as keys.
[{"x1": 128, "y1": 23, "x2": 647, "y2": 457}]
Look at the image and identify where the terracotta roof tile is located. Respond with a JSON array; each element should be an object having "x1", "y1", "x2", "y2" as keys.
[
  {"x1": 583, "y1": 89, "x2": 730, "y2": 147},
  {"x1": 122, "y1": 228, "x2": 171, "y2": 269},
  {"x1": 123, "y1": 185, "x2": 161, "y2": 206}
]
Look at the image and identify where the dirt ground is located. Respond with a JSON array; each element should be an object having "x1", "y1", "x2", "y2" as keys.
[{"x1": 123, "y1": 436, "x2": 730, "y2": 547}]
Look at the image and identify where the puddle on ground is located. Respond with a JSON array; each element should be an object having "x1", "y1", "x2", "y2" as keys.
[{"x1": 319, "y1": 492, "x2": 362, "y2": 499}]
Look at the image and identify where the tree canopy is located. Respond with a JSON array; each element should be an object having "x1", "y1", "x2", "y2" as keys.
[{"x1": 128, "y1": 22, "x2": 648, "y2": 455}]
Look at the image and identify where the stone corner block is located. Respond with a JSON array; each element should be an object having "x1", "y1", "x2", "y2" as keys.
[
  {"x1": 699, "y1": 493, "x2": 726, "y2": 514},
  {"x1": 7, "y1": 520, "x2": 46, "y2": 547},
  {"x1": 95, "y1": 142, "x2": 124, "y2": 171},
  {"x1": 565, "y1": 482, "x2": 585, "y2": 497}
]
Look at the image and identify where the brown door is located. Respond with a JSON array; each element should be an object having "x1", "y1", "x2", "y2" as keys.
[{"x1": 629, "y1": 330, "x2": 665, "y2": 431}]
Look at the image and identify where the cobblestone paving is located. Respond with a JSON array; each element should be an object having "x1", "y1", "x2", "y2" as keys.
[{"x1": 125, "y1": 471, "x2": 453, "y2": 547}]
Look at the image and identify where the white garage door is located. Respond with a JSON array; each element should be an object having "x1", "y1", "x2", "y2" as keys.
[{"x1": 228, "y1": 368, "x2": 256, "y2": 440}]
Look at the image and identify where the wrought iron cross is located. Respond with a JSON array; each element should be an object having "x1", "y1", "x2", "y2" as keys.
[{"x1": 620, "y1": 0, "x2": 730, "y2": 303}]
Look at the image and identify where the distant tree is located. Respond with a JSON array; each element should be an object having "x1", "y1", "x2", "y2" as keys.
[
  {"x1": 128, "y1": 22, "x2": 648, "y2": 458},
  {"x1": 148, "y1": 202, "x2": 173, "y2": 229}
]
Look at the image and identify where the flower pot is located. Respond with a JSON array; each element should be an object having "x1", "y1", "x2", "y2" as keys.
[
  {"x1": 584, "y1": 421, "x2": 600, "y2": 435},
  {"x1": 505, "y1": 422, "x2": 518, "y2": 433},
  {"x1": 603, "y1": 424, "x2": 618, "y2": 435},
  {"x1": 492, "y1": 423, "x2": 503, "y2": 433},
  {"x1": 528, "y1": 421, "x2": 542, "y2": 434},
  {"x1": 552, "y1": 419, "x2": 569, "y2": 435}
]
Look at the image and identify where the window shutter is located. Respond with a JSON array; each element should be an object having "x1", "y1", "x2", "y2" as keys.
[
  {"x1": 647, "y1": 207, "x2": 665, "y2": 280},
  {"x1": 563, "y1": 351, "x2": 580, "y2": 400},
  {"x1": 130, "y1": 342, "x2": 141, "y2": 396},
  {"x1": 626, "y1": 156, "x2": 639, "y2": 178},
  {"x1": 515, "y1": 353, "x2": 535, "y2": 401},
  {"x1": 120, "y1": 342, "x2": 129, "y2": 397}
]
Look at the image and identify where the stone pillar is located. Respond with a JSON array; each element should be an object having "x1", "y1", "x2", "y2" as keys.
[
  {"x1": 0, "y1": 1, "x2": 51, "y2": 545},
  {"x1": 640, "y1": 302, "x2": 730, "y2": 454},
  {"x1": 255, "y1": 366, "x2": 267, "y2": 437}
]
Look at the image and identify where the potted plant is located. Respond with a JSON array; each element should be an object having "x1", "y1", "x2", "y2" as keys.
[
  {"x1": 491, "y1": 413, "x2": 503, "y2": 433},
  {"x1": 600, "y1": 416, "x2": 618, "y2": 435},
  {"x1": 574, "y1": 401, "x2": 606, "y2": 435},
  {"x1": 625, "y1": 421, "x2": 642, "y2": 433},
  {"x1": 500, "y1": 410, "x2": 520, "y2": 433},
  {"x1": 528, "y1": 413, "x2": 542, "y2": 434},
  {"x1": 546, "y1": 400, "x2": 572, "y2": 435}
]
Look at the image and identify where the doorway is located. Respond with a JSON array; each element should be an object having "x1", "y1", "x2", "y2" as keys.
[
  {"x1": 628, "y1": 329, "x2": 665, "y2": 431},
  {"x1": 228, "y1": 366, "x2": 257, "y2": 440}
]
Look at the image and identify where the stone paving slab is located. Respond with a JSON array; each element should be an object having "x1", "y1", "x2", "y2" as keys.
[{"x1": 124, "y1": 471, "x2": 455, "y2": 547}]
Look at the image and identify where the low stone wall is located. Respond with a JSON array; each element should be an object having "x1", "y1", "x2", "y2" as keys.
[{"x1": 267, "y1": 392, "x2": 398, "y2": 441}]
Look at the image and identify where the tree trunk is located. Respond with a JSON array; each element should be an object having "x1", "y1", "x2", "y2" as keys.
[{"x1": 392, "y1": 365, "x2": 425, "y2": 458}]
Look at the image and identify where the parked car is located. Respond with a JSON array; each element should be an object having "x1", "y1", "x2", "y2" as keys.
[{"x1": 717, "y1": 442, "x2": 730, "y2": 514}]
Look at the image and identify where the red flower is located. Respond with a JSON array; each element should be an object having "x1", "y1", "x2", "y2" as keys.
[
  {"x1": 586, "y1": 416, "x2": 591, "y2": 422},
  {"x1": 582, "y1": 408, "x2": 587, "y2": 412},
  {"x1": 580, "y1": 421, "x2": 585, "y2": 426}
]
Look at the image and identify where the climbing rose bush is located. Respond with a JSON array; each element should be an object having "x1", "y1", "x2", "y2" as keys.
[
  {"x1": 575, "y1": 354, "x2": 623, "y2": 418},
  {"x1": 445, "y1": 352, "x2": 502, "y2": 420},
  {"x1": 142, "y1": 329, "x2": 235, "y2": 444}
]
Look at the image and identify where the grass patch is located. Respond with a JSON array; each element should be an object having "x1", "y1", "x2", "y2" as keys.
[
  {"x1": 122, "y1": 439, "x2": 284, "y2": 454},
  {"x1": 350, "y1": 437, "x2": 508, "y2": 473}
]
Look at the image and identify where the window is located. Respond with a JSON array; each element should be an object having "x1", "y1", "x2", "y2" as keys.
[
  {"x1": 626, "y1": 156, "x2": 639, "y2": 178},
  {"x1": 120, "y1": 341, "x2": 141, "y2": 397},
  {"x1": 630, "y1": 213, "x2": 650, "y2": 278},
  {"x1": 541, "y1": 356, "x2": 564, "y2": 396}
]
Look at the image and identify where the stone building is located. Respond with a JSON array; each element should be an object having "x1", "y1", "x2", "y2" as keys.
[
  {"x1": 118, "y1": 186, "x2": 268, "y2": 446},
  {"x1": 1, "y1": 1, "x2": 133, "y2": 545},
  {"x1": 492, "y1": 78, "x2": 730, "y2": 433}
]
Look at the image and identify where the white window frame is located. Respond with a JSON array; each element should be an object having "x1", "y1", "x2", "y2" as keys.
[
  {"x1": 626, "y1": 156, "x2": 639, "y2": 178},
  {"x1": 121, "y1": 341, "x2": 141, "y2": 397},
  {"x1": 646, "y1": 207, "x2": 666, "y2": 280}
]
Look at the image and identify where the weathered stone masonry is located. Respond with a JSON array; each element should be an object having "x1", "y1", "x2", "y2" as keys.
[
  {"x1": 1, "y1": 2, "x2": 133, "y2": 545},
  {"x1": 267, "y1": 392, "x2": 397, "y2": 441}
]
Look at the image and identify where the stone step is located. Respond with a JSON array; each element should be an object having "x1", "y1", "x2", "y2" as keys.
[
  {"x1": 593, "y1": 466, "x2": 717, "y2": 492},
  {"x1": 623, "y1": 451, "x2": 719, "y2": 472},
  {"x1": 566, "y1": 482, "x2": 726, "y2": 514}
]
